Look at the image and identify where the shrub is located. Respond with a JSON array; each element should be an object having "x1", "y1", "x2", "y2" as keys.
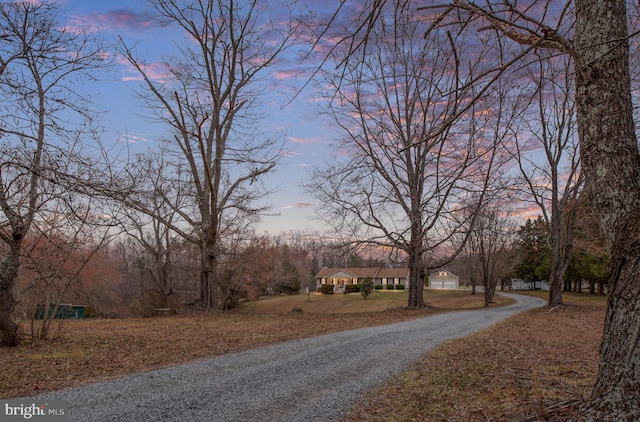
[
  {"x1": 374, "y1": 284, "x2": 383, "y2": 290},
  {"x1": 84, "y1": 306, "x2": 99, "y2": 318},
  {"x1": 129, "y1": 298, "x2": 155, "y2": 318},
  {"x1": 396, "y1": 284, "x2": 405, "y2": 290},
  {"x1": 345, "y1": 284, "x2": 361, "y2": 294},
  {"x1": 275, "y1": 279, "x2": 301, "y2": 295},
  {"x1": 320, "y1": 284, "x2": 334, "y2": 294},
  {"x1": 361, "y1": 277, "x2": 374, "y2": 299},
  {"x1": 386, "y1": 284, "x2": 395, "y2": 290}
]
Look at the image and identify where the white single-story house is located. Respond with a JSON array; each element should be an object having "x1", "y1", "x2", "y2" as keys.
[
  {"x1": 428, "y1": 270, "x2": 459, "y2": 289},
  {"x1": 315, "y1": 267, "x2": 410, "y2": 291}
]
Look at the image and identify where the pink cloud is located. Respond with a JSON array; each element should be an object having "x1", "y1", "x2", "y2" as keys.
[
  {"x1": 290, "y1": 136, "x2": 326, "y2": 145},
  {"x1": 509, "y1": 203, "x2": 544, "y2": 221},
  {"x1": 273, "y1": 69, "x2": 299, "y2": 80},
  {"x1": 120, "y1": 60, "x2": 171, "y2": 83},
  {"x1": 282, "y1": 202, "x2": 314, "y2": 209},
  {"x1": 70, "y1": 9, "x2": 152, "y2": 33}
]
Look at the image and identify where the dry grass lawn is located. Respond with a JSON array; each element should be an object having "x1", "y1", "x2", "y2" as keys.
[
  {"x1": 1, "y1": 290, "x2": 605, "y2": 421},
  {"x1": 344, "y1": 292, "x2": 606, "y2": 421}
]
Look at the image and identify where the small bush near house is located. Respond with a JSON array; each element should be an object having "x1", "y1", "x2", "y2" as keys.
[
  {"x1": 345, "y1": 284, "x2": 361, "y2": 294},
  {"x1": 321, "y1": 284, "x2": 334, "y2": 294},
  {"x1": 386, "y1": 284, "x2": 395, "y2": 290},
  {"x1": 361, "y1": 278, "x2": 374, "y2": 299},
  {"x1": 396, "y1": 284, "x2": 405, "y2": 290},
  {"x1": 374, "y1": 284, "x2": 383, "y2": 290}
]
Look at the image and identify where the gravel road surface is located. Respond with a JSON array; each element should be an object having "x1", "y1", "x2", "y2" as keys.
[{"x1": 33, "y1": 292, "x2": 545, "y2": 421}]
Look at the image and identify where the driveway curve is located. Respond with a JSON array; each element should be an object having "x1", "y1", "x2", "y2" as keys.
[{"x1": 34, "y1": 292, "x2": 545, "y2": 421}]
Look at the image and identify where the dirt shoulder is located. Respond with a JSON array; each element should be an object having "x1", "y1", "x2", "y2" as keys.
[{"x1": 343, "y1": 297, "x2": 605, "y2": 421}]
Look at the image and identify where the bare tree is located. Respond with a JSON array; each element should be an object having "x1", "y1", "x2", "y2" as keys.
[
  {"x1": 119, "y1": 0, "x2": 301, "y2": 310},
  {"x1": 19, "y1": 195, "x2": 116, "y2": 340},
  {"x1": 413, "y1": 0, "x2": 640, "y2": 417},
  {"x1": 466, "y1": 205, "x2": 515, "y2": 306},
  {"x1": 326, "y1": 0, "x2": 640, "y2": 414},
  {"x1": 116, "y1": 149, "x2": 197, "y2": 313},
  {"x1": 0, "y1": 3, "x2": 107, "y2": 346},
  {"x1": 511, "y1": 51, "x2": 583, "y2": 306},
  {"x1": 309, "y1": 0, "x2": 512, "y2": 307}
]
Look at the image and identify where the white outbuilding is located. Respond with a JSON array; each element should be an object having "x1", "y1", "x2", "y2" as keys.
[{"x1": 428, "y1": 270, "x2": 459, "y2": 289}]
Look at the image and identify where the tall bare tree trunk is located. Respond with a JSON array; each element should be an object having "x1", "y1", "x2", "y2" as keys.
[
  {"x1": 406, "y1": 197, "x2": 426, "y2": 308},
  {"x1": 0, "y1": 245, "x2": 20, "y2": 346},
  {"x1": 484, "y1": 284, "x2": 494, "y2": 307},
  {"x1": 575, "y1": 0, "x2": 640, "y2": 417},
  {"x1": 548, "y1": 226, "x2": 573, "y2": 306},
  {"x1": 549, "y1": 195, "x2": 578, "y2": 305},
  {"x1": 201, "y1": 244, "x2": 216, "y2": 310},
  {"x1": 547, "y1": 215, "x2": 564, "y2": 306},
  {"x1": 407, "y1": 245, "x2": 425, "y2": 308}
]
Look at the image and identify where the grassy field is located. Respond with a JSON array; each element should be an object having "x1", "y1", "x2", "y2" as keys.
[
  {"x1": 235, "y1": 288, "x2": 509, "y2": 314},
  {"x1": 1, "y1": 289, "x2": 606, "y2": 421}
]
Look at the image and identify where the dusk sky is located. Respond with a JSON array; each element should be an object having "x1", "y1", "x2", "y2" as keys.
[
  {"x1": 44, "y1": 0, "x2": 561, "y2": 239},
  {"x1": 55, "y1": 0, "x2": 341, "y2": 235}
]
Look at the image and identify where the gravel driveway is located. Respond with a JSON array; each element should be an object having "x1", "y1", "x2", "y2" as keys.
[{"x1": 34, "y1": 292, "x2": 545, "y2": 421}]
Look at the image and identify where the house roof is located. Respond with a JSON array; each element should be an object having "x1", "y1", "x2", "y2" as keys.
[
  {"x1": 378, "y1": 268, "x2": 410, "y2": 278},
  {"x1": 315, "y1": 267, "x2": 409, "y2": 279},
  {"x1": 429, "y1": 270, "x2": 459, "y2": 279}
]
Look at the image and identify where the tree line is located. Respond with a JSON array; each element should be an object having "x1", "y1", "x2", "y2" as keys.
[{"x1": 11, "y1": 228, "x2": 369, "y2": 325}]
